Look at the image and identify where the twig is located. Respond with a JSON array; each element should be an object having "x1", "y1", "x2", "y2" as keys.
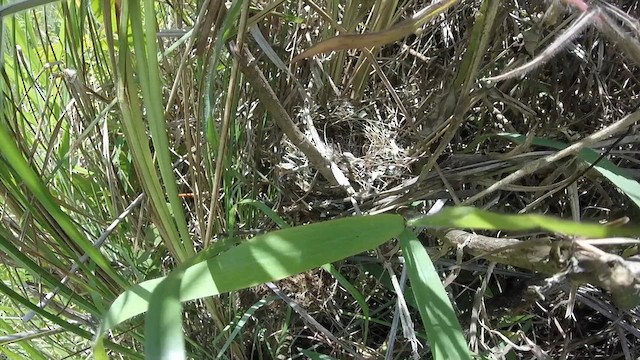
[{"x1": 437, "y1": 229, "x2": 640, "y2": 309}]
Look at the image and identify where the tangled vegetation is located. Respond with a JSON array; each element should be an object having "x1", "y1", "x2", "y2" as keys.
[{"x1": 1, "y1": 0, "x2": 639, "y2": 359}]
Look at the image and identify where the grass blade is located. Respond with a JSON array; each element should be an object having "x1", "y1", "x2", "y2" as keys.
[
  {"x1": 0, "y1": 115, "x2": 127, "y2": 289},
  {"x1": 322, "y1": 263, "x2": 370, "y2": 343},
  {"x1": 145, "y1": 272, "x2": 185, "y2": 360},
  {"x1": 399, "y1": 229, "x2": 469, "y2": 360},
  {"x1": 408, "y1": 207, "x2": 640, "y2": 237},
  {"x1": 97, "y1": 214, "x2": 405, "y2": 342}
]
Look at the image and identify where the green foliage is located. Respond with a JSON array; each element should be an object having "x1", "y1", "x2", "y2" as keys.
[
  {"x1": 96, "y1": 206, "x2": 640, "y2": 359},
  {"x1": 400, "y1": 229, "x2": 469, "y2": 360},
  {"x1": 2, "y1": 0, "x2": 639, "y2": 359},
  {"x1": 500, "y1": 133, "x2": 640, "y2": 210},
  {"x1": 408, "y1": 207, "x2": 640, "y2": 237},
  {"x1": 97, "y1": 214, "x2": 406, "y2": 339}
]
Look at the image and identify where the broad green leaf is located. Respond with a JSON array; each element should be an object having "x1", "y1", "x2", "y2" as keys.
[
  {"x1": 97, "y1": 214, "x2": 405, "y2": 341},
  {"x1": 499, "y1": 132, "x2": 640, "y2": 210},
  {"x1": 145, "y1": 272, "x2": 185, "y2": 360},
  {"x1": 408, "y1": 207, "x2": 640, "y2": 237},
  {"x1": 400, "y1": 229, "x2": 470, "y2": 360},
  {"x1": 93, "y1": 338, "x2": 108, "y2": 360}
]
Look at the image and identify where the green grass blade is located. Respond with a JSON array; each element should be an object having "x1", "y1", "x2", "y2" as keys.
[
  {"x1": 0, "y1": 117, "x2": 127, "y2": 289},
  {"x1": 93, "y1": 337, "x2": 109, "y2": 360},
  {"x1": 0, "y1": 279, "x2": 140, "y2": 358},
  {"x1": 499, "y1": 132, "x2": 640, "y2": 210},
  {"x1": 215, "y1": 296, "x2": 279, "y2": 359},
  {"x1": 203, "y1": 0, "x2": 245, "y2": 160},
  {"x1": 298, "y1": 349, "x2": 339, "y2": 360},
  {"x1": 145, "y1": 272, "x2": 185, "y2": 360},
  {"x1": 0, "y1": 346, "x2": 28, "y2": 360},
  {"x1": 130, "y1": 0, "x2": 194, "y2": 255},
  {"x1": 0, "y1": 280, "x2": 91, "y2": 339},
  {"x1": 229, "y1": 199, "x2": 290, "y2": 230},
  {"x1": 0, "y1": 0, "x2": 60, "y2": 17},
  {"x1": 321, "y1": 264, "x2": 370, "y2": 343},
  {"x1": 97, "y1": 214, "x2": 405, "y2": 342},
  {"x1": 115, "y1": 1, "x2": 189, "y2": 261},
  {"x1": 362, "y1": 262, "x2": 418, "y2": 309},
  {"x1": 399, "y1": 229, "x2": 470, "y2": 360},
  {"x1": 0, "y1": 230, "x2": 98, "y2": 313},
  {"x1": 408, "y1": 207, "x2": 640, "y2": 237},
  {"x1": 452, "y1": 0, "x2": 500, "y2": 95},
  {"x1": 0, "y1": 318, "x2": 48, "y2": 360}
]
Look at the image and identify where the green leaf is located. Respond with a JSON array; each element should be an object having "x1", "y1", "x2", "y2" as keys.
[
  {"x1": 229, "y1": 199, "x2": 290, "y2": 230},
  {"x1": 145, "y1": 272, "x2": 185, "y2": 360},
  {"x1": 0, "y1": 115, "x2": 127, "y2": 290},
  {"x1": 400, "y1": 229, "x2": 470, "y2": 360},
  {"x1": 0, "y1": 0, "x2": 61, "y2": 17},
  {"x1": 499, "y1": 132, "x2": 640, "y2": 210},
  {"x1": 408, "y1": 207, "x2": 640, "y2": 237},
  {"x1": 93, "y1": 339, "x2": 108, "y2": 360},
  {"x1": 97, "y1": 214, "x2": 405, "y2": 342}
]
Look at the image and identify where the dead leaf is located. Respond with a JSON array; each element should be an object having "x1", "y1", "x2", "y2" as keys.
[{"x1": 292, "y1": 0, "x2": 459, "y2": 63}]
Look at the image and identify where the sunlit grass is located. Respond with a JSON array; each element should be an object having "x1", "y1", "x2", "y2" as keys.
[{"x1": 1, "y1": 0, "x2": 639, "y2": 359}]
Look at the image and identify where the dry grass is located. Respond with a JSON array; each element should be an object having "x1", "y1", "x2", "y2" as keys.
[
  {"x1": 252, "y1": 0, "x2": 640, "y2": 358},
  {"x1": 2, "y1": 0, "x2": 640, "y2": 358}
]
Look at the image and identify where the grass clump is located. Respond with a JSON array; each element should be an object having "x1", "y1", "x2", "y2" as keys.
[{"x1": 1, "y1": 0, "x2": 640, "y2": 359}]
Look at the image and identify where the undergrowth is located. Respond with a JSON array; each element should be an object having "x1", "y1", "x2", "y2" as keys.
[{"x1": 1, "y1": 0, "x2": 639, "y2": 359}]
